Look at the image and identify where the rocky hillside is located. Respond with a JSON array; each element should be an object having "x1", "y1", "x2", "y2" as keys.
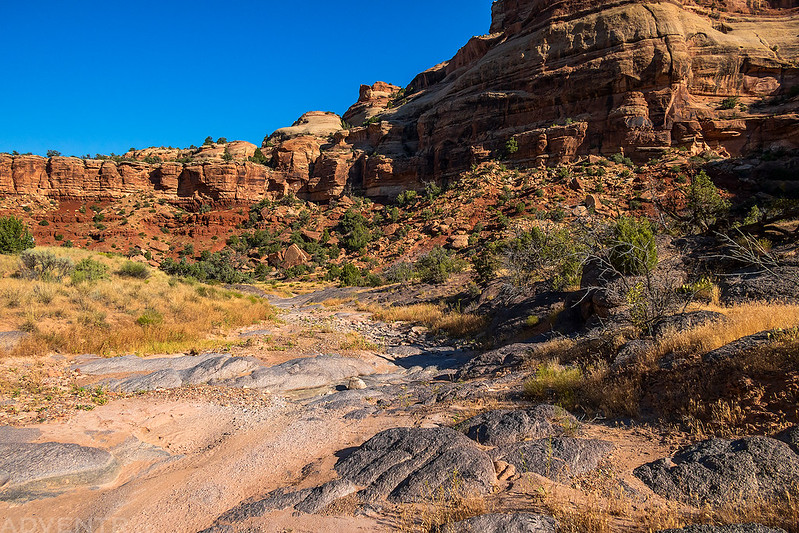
[{"x1": 1, "y1": 0, "x2": 797, "y2": 207}]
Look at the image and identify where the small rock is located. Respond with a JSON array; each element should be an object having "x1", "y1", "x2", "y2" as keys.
[{"x1": 347, "y1": 377, "x2": 367, "y2": 390}]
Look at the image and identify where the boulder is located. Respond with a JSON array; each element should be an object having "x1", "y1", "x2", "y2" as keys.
[
  {"x1": 281, "y1": 243, "x2": 311, "y2": 269},
  {"x1": 335, "y1": 427, "x2": 497, "y2": 502},
  {"x1": 449, "y1": 234, "x2": 470, "y2": 249},
  {"x1": 443, "y1": 513, "x2": 558, "y2": 533},
  {"x1": 457, "y1": 405, "x2": 580, "y2": 446},
  {"x1": 491, "y1": 437, "x2": 614, "y2": 482},
  {"x1": 634, "y1": 436, "x2": 799, "y2": 505},
  {"x1": 775, "y1": 426, "x2": 799, "y2": 454}
]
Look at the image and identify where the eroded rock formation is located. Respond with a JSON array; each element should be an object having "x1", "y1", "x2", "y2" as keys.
[{"x1": 1, "y1": 0, "x2": 797, "y2": 205}]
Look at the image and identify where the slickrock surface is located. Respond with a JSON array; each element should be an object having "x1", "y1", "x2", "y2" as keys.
[{"x1": 634, "y1": 436, "x2": 799, "y2": 504}]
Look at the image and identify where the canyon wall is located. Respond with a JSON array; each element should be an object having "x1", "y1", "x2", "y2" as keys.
[{"x1": 1, "y1": 0, "x2": 798, "y2": 205}]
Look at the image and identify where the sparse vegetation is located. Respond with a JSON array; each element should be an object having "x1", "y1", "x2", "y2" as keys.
[
  {"x1": 0, "y1": 216, "x2": 35, "y2": 254},
  {"x1": 0, "y1": 248, "x2": 275, "y2": 358}
]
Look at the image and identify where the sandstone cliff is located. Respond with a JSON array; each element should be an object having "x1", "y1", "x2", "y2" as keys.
[{"x1": 1, "y1": 0, "x2": 797, "y2": 205}]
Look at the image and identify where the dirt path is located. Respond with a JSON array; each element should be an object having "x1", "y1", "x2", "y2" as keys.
[{"x1": 0, "y1": 292, "x2": 476, "y2": 532}]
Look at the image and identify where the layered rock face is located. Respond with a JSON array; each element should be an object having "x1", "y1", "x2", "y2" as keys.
[
  {"x1": 1, "y1": 0, "x2": 797, "y2": 204},
  {"x1": 0, "y1": 154, "x2": 287, "y2": 206},
  {"x1": 288, "y1": 0, "x2": 799, "y2": 199}
]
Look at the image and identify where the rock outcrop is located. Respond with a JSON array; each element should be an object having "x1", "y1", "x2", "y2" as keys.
[
  {"x1": 634, "y1": 435, "x2": 799, "y2": 505},
  {"x1": 2, "y1": 0, "x2": 797, "y2": 204}
]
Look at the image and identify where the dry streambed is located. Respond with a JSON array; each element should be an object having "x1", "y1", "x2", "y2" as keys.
[{"x1": 0, "y1": 293, "x2": 797, "y2": 532}]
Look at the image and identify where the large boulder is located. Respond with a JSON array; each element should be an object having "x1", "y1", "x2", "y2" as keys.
[
  {"x1": 634, "y1": 436, "x2": 799, "y2": 505},
  {"x1": 457, "y1": 405, "x2": 580, "y2": 446},
  {"x1": 335, "y1": 427, "x2": 497, "y2": 503},
  {"x1": 491, "y1": 437, "x2": 614, "y2": 482},
  {"x1": 268, "y1": 111, "x2": 343, "y2": 143}
]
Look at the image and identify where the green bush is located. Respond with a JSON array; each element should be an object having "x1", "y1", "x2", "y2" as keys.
[
  {"x1": 118, "y1": 261, "x2": 150, "y2": 279},
  {"x1": 608, "y1": 217, "x2": 658, "y2": 275},
  {"x1": 505, "y1": 138, "x2": 519, "y2": 155},
  {"x1": 504, "y1": 225, "x2": 584, "y2": 290},
  {"x1": 0, "y1": 216, "x2": 35, "y2": 254},
  {"x1": 719, "y1": 96, "x2": 740, "y2": 110},
  {"x1": 19, "y1": 250, "x2": 74, "y2": 281},
  {"x1": 339, "y1": 209, "x2": 372, "y2": 253},
  {"x1": 687, "y1": 171, "x2": 730, "y2": 232},
  {"x1": 339, "y1": 263, "x2": 363, "y2": 286},
  {"x1": 415, "y1": 246, "x2": 465, "y2": 284},
  {"x1": 72, "y1": 257, "x2": 109, "y2": 283},
  {"x1": 396, "y1": 190, "x2": 417, "y2": 207},
  {"x1": 383, "y1": 261, "x2": 415, "y2": 283}
]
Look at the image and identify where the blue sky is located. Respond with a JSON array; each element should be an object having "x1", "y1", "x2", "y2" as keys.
[{"x1": 0, "y1": 1, "x2": 490, "y2": 157}]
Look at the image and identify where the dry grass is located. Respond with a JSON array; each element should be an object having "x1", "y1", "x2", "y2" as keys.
[
  {"x1": 652, "y1": 302, "x2": 799, "y2": 361},
  {"x1": 321, "y1": 297, "x2": 355, "y2": 308},
  {"x1": 339, "y1": 332, "x2": 380, "y2": 351},
  {"x1": 365, "y1": 303, "x2": 487, "y2": 338},
  {"x1": 396, "y1": 473, "x2": 489, "y2": 532},
  {"x1": 523, "y1": 361, "x2": 584, "y2": 411},
  {"x1": 0, "y1": 248, "x2": 276, "y2": 358},
  {"x1": 526, "y1": 302, "x2": 799, "y2": 426},
  {"x1": 695, "y1": 486, "x2": 799, "y2": 533}
]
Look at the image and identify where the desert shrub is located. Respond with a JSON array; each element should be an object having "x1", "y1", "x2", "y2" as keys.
[
  {"x1": 248, "y1": 148, "x2": 269, "y2": 165},
  {"x1": 609, "y1": 152, "x2": 634, "y2": 167},
  {"x1": 19, "y1": 250, "x2": 74, "y2": 281},
  {"x1": 396, "y1": 190, "x2": 417, "y2": 207},
  {"x1": 136, "y1": 308, "x2": 163, "y2": 326},
  {"x1": 503, "y1": 224, "x2": 585, "y2": 291},
  {"x1": 687, "y1": 171, "x2": 730, "y2": 232},
  {"x1": 71, "y1": 258, "x2": 109, "y2": 284},
  {"x1": 339, "y1": 263, "x2": 362, "y2": 286},
  {"x1": 339, "y1": 209, "x2": 372, "y2": 253},
  {"x1": 472, "y1": 246, "x2": 501, "y2": 286},
  {"x1": 160, "y1": 250, "x2": 249, "y2": 284},
  {"x1": 415, "y1": 246, "x2": 466, "y2": 284},
  {"x1": 384, "y1": 261, "x2": 415, "y2": 283},
  {"x1": 608, "y1": 217, "x2": 658, "y2": 275},
  {"x1": 118, "y1": 261, "x2": 150, "y2": 279},
  {"x1": 424, "y1": 182, "x2": 443, "y2": 201},
  {"x1": 505, "y1": 137, "x2": 519, "y2": 155},
  {"x1": 719, "y1": 96, "x2": 740, "y2": 110},
  {"x1": 0, "y1": 216, "x2": 35, "y2": 254}
]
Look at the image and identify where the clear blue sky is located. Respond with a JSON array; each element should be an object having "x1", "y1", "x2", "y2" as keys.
[{"x1": 0, "y1": 1, "x2": 490, "y2": 157}]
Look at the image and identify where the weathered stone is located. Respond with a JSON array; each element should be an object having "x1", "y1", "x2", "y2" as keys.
[
  {"x1": 457, "y1": 405, "x2": 580, "y2": 446},
  {"x1": 775, "y1": 426, "x2": 799, "y2": 454},
  {"x1": 443, "y1": 513, "x2": 558, "y2": 533},
  {"x1": 634, "y1": 436, "x2": 799, "y2": 505},
  {"x1": 0, "y1": 442, "x2": 118, "y2": 501},
  {"x1": 491, "y1": 437, "x2": 614, "y2": 482},
  {"x1": 335, "y1": 427, "x2": 497, "y2": 503}
]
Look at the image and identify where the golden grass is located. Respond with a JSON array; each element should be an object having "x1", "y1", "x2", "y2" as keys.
[
  {"x1": 339, "y1": 332, "x2": 380, "y2": 351},
  {"x1": 396, "y1": 474, "x2": 489, "y2": 532},
  {"x1": 321, "y1": 297, "x2": 355, "y2": 308},
  {"x1": 523, "y1": 361, "x2": 584, "y2": 411},
  {"x1": 365, "y1": 303, "x2": 487, "y2": 338},
  {"x1": 0, "y1": 247, "x2": 276, "y2": 358},
  {"x1": 652, "y1": 302, "x2": 799, "y2": 361}
]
